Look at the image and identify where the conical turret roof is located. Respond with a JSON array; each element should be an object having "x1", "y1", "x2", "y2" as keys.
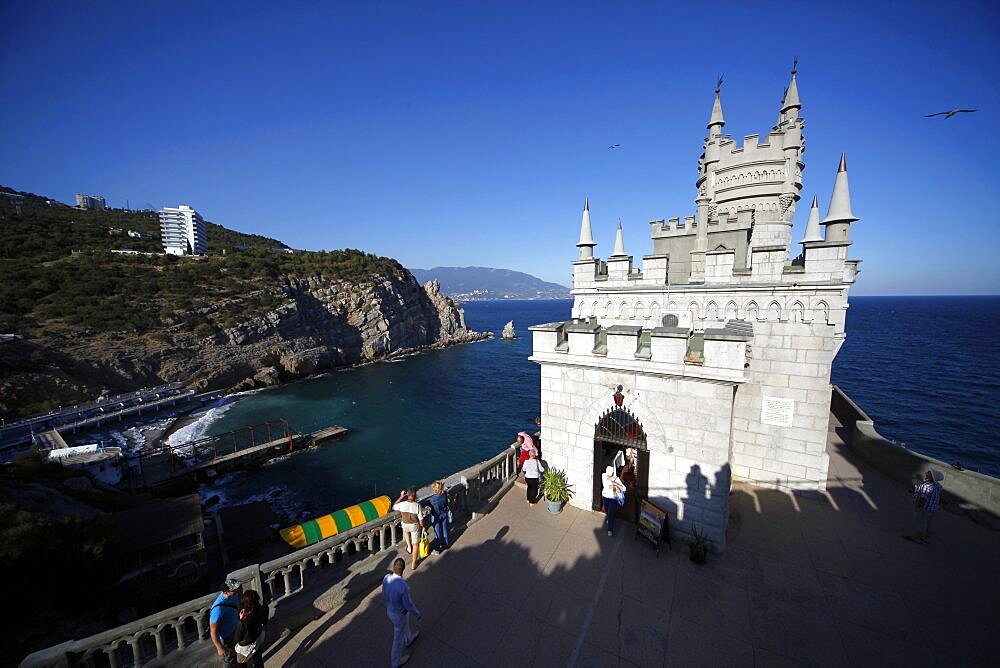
[
  {"x1": 781, "y1": 72, "x2": 801, "y2": 112},
  {"x1": 708, "y1": 92, "x2": 725, "y2": 130},
  {"x1": 577, "y1": 198, "x2": 596, "y2": 247},
  {"x1": 800, "y1": 195, "x2": 824, "y2": 243},
  {"x1": 821, "y1": 154, "x2": 859, "y2": 224},
  {"x1": 611, "y1": 221, "x2": 627, "y2": 257}
]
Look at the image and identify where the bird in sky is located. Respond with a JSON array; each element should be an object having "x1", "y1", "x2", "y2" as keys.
[
  {"x1": 608, "y1": 144, "x2": 620, "y2": 149},
  {"x1": 924, "y1": 109, "x2": 977, "y2": 118}
]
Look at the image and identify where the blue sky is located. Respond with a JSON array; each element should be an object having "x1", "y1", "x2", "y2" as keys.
[{"x1": 1, "y1": 1, "x2": 998, "y2": 294}]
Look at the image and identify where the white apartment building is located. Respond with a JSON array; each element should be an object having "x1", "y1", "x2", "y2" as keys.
[
  {"x1": 159, "y1": 205, "x2": 208, "y2": 256},
  {"x1": 75, "y1": 193, "x2": 106, "y2": 210}
]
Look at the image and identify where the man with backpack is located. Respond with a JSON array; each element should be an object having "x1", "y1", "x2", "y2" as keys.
[{"x1": 210, "y1": 578, "x2": 242, "y2": 665}]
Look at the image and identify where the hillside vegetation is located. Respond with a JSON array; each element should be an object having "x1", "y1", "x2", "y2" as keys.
[{"x1": 0, "y1": 187, "x2": 403, "y2": 336}]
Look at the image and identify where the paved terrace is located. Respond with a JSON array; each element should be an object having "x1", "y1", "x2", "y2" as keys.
[{"x1": 260, "y1": 417, "x2": 997, "y2": 667}]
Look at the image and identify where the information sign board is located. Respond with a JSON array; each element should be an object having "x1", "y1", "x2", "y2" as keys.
[{"x1": 635, "y1": 498, "x2": 670, "y2": 556}]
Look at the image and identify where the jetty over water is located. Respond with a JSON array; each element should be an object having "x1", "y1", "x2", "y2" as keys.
[{"x1": 21, "y1": 403, "x2": 999, "y2": 667}]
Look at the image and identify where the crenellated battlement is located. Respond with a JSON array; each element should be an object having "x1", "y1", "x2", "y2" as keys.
[{"x1": 529, "y1": 319, "x2": 752, "y2": 384}]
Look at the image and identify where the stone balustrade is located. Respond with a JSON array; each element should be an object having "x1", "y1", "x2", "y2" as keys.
[
  {"x1": 530, "y1": 320, "x2": 752, "y2": 383},
  {"x1": 21, "y1": 447, "x2": 519, "y2": 667}
]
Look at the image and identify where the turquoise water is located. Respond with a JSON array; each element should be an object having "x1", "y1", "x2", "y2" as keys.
[
  {"x1": 194, "y1": 300, "x2": 567, "y2": 521},
  {"x1": 189, "y1": 296, "x2": 1000, "y2": 522}
]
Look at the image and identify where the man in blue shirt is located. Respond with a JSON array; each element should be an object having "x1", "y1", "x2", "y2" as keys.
[
  {"x1": 210, "y1": 578, "x2": 242, "y2": 665},
  {"x1": 382, "y1": 557, "x2": 421, "y2": 667},
  {"x1": 906, "y1": 469, "x2": 944, "y2": 544}
]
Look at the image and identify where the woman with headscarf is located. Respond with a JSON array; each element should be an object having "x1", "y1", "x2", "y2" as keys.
[
  {"x1": 515, "y1": 431, "x2": 536, "y2": 473},
  {"x1": 601, "y1": 465, "x2": 626, "y2": 537}
]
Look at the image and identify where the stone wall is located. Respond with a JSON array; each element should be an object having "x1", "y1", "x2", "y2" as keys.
[
  {"x1": 730, "y1": 318, "x2": 836, "y2": 490},
  {"x1": 831, "y1": 386, "x2": 1000, "y2": 522},
  {"x1": 539, "y1": 362, "x2": 735, "y2": 552}
]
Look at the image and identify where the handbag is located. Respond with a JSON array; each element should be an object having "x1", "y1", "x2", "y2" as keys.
[
  {"x1": 446, "y1": 508, "x2": 453, "y2": 525},
  {"x1": 418, "y1": 528, "x2": 430, "y2": 558},
  {"x1": 615, "y1": 488, "x2": 625, "y2": 505}
]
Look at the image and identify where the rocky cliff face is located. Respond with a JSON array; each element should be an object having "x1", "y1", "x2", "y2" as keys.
[{"x1": 0, "y1": 272, "x2": 487, "y2": 417}]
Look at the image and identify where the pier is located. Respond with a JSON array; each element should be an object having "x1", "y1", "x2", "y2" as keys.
[{"x1": 138, "y1": 420, "x2": 348, "y2": 487}]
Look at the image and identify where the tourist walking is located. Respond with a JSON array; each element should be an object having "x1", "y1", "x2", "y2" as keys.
[
  {"x1": 234, "y1": 590, "x2": 268, "y2": 667},
  {"x1": 394, "y1": 487, "x2": 424, "y2": 569},
  {"x1": 426, "y1": 480, "x2": 450, "y2": 553},
  {"x1": 905, "y1": 469, "x2": 944, "y2": 544},
  {"x1": 383, "y1": 557, "x2": 421, "y2": 667},
  {"x1": 515, "y1": 431, "x2": 536, "y2": 472},
  {"x1": 523, "y1": 450, "x2": 545, "y2": 505},
  {"x1": 209, "y1": 578, "x2": 242, "y2": 665},
  {"x1": 601, "y1": 466, "x2": 625, "y2": 537}
]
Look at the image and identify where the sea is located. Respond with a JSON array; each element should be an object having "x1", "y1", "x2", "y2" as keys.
[{"x1": 156, "y1": 296, "x2": 999, "y2": 523}]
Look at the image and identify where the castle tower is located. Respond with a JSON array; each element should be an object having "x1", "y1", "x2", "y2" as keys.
[
  {"x1": 576, "y1": 198, "x2": 596, "y2": 260},
  {"x1": 821, "y1": 153, "x2": 858, "y2": 242},
  {"x1": 691, "y1": 81, "x2": 726, "y2": 281}
]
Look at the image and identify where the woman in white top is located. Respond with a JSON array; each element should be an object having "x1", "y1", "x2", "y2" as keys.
[
  {"x1": 601, "y1": 466, "x2": 625, "y2": 537},
  {"x1": 522, "y1": 449, "x2": 545, "y2": 506},
  {"x1": 393, "y1": 487, "x2": 423, "y2": 569}
]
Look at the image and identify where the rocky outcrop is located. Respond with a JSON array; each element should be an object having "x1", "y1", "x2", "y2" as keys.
[
  {"x1": 0, "y1": 270, "x2": 489, "y2": 417},
  {"x1": 501, "y1": 320, "x2": 516, "y2": 340}
]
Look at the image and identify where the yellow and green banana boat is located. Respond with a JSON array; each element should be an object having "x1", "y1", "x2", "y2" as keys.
[{"x1": 279, "y1": 495, "x2": 392, "y2": 548}]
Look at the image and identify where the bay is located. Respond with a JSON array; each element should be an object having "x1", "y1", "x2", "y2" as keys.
[{"x1": 192, "y1": 296, "x2": 1000, "y2": 521}]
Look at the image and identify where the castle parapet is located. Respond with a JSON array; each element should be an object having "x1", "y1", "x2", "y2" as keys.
[{"x1": 530, "y1": 320, "x2": 751, "y2": 383}]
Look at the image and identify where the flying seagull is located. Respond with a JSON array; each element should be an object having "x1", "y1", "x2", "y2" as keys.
[
  {"x1": 925, "y1": 109, "x2": 977, "y2": 119},
  {"x1": 608, "y1": 144, "x2": 621, "y2": 149}
]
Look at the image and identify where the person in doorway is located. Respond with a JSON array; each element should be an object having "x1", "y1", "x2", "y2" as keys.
[
  {"x1": 426, "y1": 480, "x2": 450, "y2": 554},
  {"x1": 383, "y1": 557, "x2": 421, "y2": 667},
  {"x1": 234, "y1": 589, "x2": 268, "y2": 667},
  {"x1": 394, "y1": 487, "x2": 424, "y2": 569},
  {"x1": 523, "y1": 449, "x2": 545, "y2": 506},
  {"x1": 905, "y1": 469, "x2": 944, "y2": 544},
  {"x1": 515, "y1": 431, "x2": 535, "y2": 473},
  {"x1": 601, "y1": 465, "x2": 625, "y2": 537},
  {"x1": 209, "y1": 578, "x2": 242, "y2": 665}
]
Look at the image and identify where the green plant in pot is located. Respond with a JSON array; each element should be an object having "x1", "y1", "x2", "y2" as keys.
[
  {"x1": 689, "y1": 526, "x2": 710, "y2": 564},
  {"x1": 542, "y1": 468, "x2": 574, "y2": 514}
]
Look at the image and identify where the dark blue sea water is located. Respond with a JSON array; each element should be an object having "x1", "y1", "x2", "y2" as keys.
[
  {"x1": 186, "y1": 296, "x2": 1000, "y2": 521},
  {"x1": 833, "y1": 296, "x2": 1000, "y2": 477}
]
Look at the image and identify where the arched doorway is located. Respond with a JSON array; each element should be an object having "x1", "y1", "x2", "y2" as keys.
[{"x1": 592, "y1": 405, "x2": 649, "y2": 522}]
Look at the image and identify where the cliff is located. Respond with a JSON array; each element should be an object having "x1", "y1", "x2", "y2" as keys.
[
  {"x1": 0, "y1": 272, "x2": 486, "y2": 417},
  {"x1": 0, "y1": 188, "x2": 489, "y2": 418}
]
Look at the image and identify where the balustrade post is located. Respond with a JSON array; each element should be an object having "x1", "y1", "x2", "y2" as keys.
[
  {"x1": 154, "y1": 628, "x2": 165, "y2": 658},
  {"x1": 195, "y1": 614, "x2": 207, "y2": 640},
  {"x1": 175, "y1": 622, "x2": 186, "y2": 650},
  {"x1": 108, "y1": 644, "x2": 120, "y2": 668},
  {"x1": 129, "y1": 638, "x2": 142, "y2": 667}
]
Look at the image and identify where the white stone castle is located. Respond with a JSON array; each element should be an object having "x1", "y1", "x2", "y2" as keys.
[{"x1": 530, "y1": 67, "x2": 860, "y2": 551}]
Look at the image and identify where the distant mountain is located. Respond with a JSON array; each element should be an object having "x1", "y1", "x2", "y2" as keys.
[{"x1": 409, "y1": 266, "x2": 570, "y2": 300}]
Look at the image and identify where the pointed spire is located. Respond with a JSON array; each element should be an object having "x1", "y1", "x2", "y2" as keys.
[
  {"x1": 611, "y1": 220, "x2": 627, "y2": 257},
  {"x1": 821, "y1": 153, "x2": 859, "y2": 224},
  {"x1": 800, "y1": 195, "x2": 824, "y2": 243},
  {"x1": 781, "y1": 58, "x2": 801, "y2": 112},
  {"x1": 708, "y1": 75, "x2": 725, "y2": 134},
  {"x1": 576, "y1": 198, "x2": 596, "y2": 259}
]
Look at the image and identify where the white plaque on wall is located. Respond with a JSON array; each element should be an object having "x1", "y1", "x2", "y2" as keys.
[{"x1": 761, "y1": 396, "x2": 794, "y2": 427}]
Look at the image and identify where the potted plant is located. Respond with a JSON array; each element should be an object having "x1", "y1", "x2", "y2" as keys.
[
  {"x1": 689, "y1": 526, "x2": 709, "y2": 564},
  {"x1": 541, "y1": 468, "x2": 574, "y2": 514}
]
